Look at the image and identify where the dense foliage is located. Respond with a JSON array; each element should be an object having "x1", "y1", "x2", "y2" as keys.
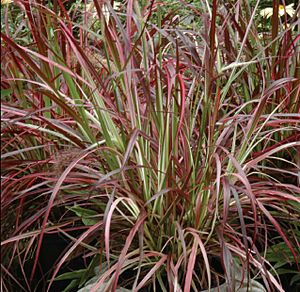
[{"x1": 1, "y1": 0, "x2": 300, "y2": 291}]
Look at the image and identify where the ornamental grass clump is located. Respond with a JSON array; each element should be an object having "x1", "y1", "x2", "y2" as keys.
[{"x1": 1, "y1": 0, "x2": 300, "y2": 291}]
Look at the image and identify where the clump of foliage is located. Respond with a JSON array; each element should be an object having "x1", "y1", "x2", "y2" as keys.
[{"x1": 1, "y1": 0, "x2": 300, "y2": 291}]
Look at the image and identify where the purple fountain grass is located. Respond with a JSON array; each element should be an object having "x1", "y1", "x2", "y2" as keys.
[{"x1": 1, "y1": 0, "x2": 300, "y2": 291}]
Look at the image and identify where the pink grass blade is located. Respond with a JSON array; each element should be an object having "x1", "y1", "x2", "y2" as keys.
[
  {"x1": 30, "y1": 149, "x2": 97, "y2": 282},
  {"x1": 183, "y1": 238, "x2": 197, "y2": 292},
  {"x1": 256, "y1": 201, "x2": 299, "y2": 268},
  {"x1": 46, "y1": 221, "x2": 102, "y2": 292},
  {"x1": 245, "y1": 141, "x2": 300, "y2": 169},
  {"x1": 106, "y1": 212, "x2": 147, "y2": 292},
  {"x1": 184, "y1": 230, "x2": 211, "y2": 292},
  {"x1": 135, "y1": 254, "x2": 168, "y2": 291}
]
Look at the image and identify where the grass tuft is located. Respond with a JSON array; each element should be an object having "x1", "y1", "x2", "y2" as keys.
[{"x1": 1, "y1": 0, "x2": 300, "y2": 291}]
